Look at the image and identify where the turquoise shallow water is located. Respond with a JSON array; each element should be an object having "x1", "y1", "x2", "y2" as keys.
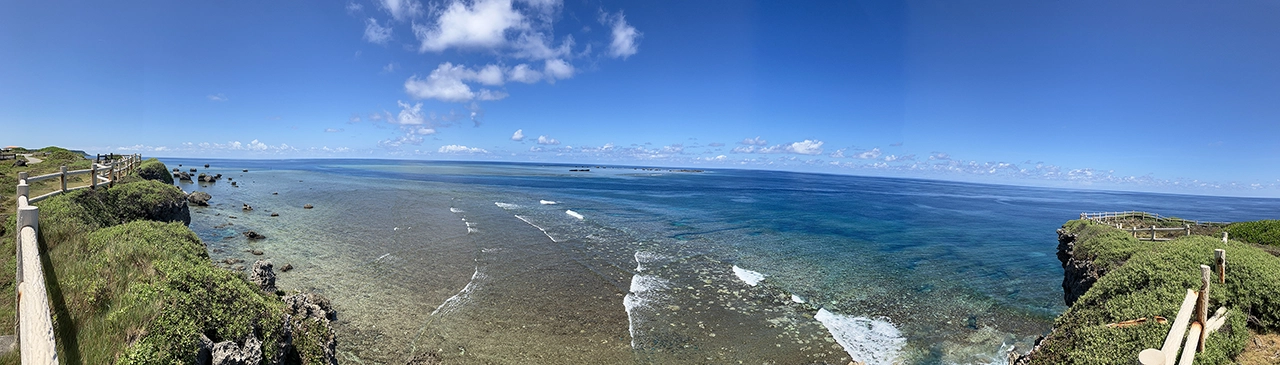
[{"x1": 161, "y1": 158, "x2": 1280, "y2": 364}]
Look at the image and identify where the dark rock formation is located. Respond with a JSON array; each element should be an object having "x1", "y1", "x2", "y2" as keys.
[
  {"x1": 177, "y1": 172, "x2": 193, "y2": 181},
  {"x1": 204, "y1": 164, "x2": 210, "y2": 168},
  {"x1": 280, "y1": 264, "x2": 293, "y2": 272},
  {"x1": 1058, "y1": 228, "x2": 1102, "y2": 306},
  {"x1": 280, "y1": 293, "x2": 339, "y2": 365},
  {"x1": 303, "y1": 204, "x2": 313, "y2": 209},
  {"x1": 12, "y1": 160, "x2": 25, "y2": 167},
  {"x1": 249, "y1": 260, "x2": 277, "y2": 292},
  {"x1": 188, "y1": 191, "x2": 212, "y2": 206},
  {"x1": 242, "y1": 203, "x2": 253, "y2": 211},
  {"x1": 190, "y1": 168, "x2": 197, "y2": 173},
  {"x1": 243, "y1": 169, "x2": 249, "y2": 172},
  {"x1": 270, "y1": 212, "x2": 279, "y2": 217},
  {"x1": 244, "y1": 230, "x2": 266, "y2": 240}
]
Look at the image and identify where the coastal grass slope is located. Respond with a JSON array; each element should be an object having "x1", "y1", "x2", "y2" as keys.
[
  {"x1": 1025, "y1": 220, "x2": 1280, "y2": 364},
  {"x1": 3, "y1": 155, "x2": 335, "y2": 364}
]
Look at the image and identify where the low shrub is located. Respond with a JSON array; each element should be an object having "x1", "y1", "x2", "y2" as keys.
[
  {"x1": 134, "y1": 158, "x2": 174, "y2": 185},
  {"x1": 1029, "y1": 220, "x2": 1280, "y2": 364},
  {"x1": 1225, "y1": 220, "x2": 1280, "y2": 247}
]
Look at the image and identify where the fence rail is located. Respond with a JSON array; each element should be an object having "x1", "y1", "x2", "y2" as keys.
[
  {"x1": 1081, "y1": 211, "x2": 1231, "y2": 226},
  {"x1": 12, "y1": 153, "x2": 141, "y2": 364}
]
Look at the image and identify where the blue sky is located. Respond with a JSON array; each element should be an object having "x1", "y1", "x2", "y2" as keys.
[{"x1": 3, "y1": 1, "x2": 1279, "y2": 197}]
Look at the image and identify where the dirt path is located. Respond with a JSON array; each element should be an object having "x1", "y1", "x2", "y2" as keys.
[{"x1": 19, "y1": 154, "x2": 42, "y2": 164}]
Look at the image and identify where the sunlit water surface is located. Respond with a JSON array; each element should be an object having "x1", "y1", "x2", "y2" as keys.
[{"x1": 162, "y1": 158, "x2": 1280, "y2": 364}]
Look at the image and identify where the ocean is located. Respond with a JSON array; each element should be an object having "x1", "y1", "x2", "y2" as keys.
[{"x1": 159, "y1": 158, "x2": 1279, "y2": 364}]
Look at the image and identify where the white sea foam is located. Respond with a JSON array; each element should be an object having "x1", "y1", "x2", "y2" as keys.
[
  {"x1": 565, "y1": 210, "x2": 584, "y2": 220},
  {"x1": 514, "y1": 215, "x2": 559, "y2": 242},
  {"x1": 814, "y1": 309, "x2": 906, "y2": 365},
  {"x1": 494, "y1": 202, "x2": 519, "y2": 209},
  {"x1": 449, "y1": 207, "x2": 464, "y2": 213},
  {"x1": 374, "y1": 253, "x2": 391, "y2": 262},
  {"x1": 732, "y1": 265, "x2": 766, "y2": 286},
  {"x1": 624, "y1": 250, "x2": 669, "y2": 348},
  {"x1": 791, "y1": 294, "x2": 805, "y2": 303},
  {"x1": 539, "y1": 200, "x2": 558, "y2": 205},
  {"x1": 432, "y1": 266, "x2": 483, "y2": 316}
]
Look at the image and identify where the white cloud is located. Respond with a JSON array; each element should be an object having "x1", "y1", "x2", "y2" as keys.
[
  {"x1": 404, "y1": 62, "x2": 510, "y2": 102},
  {"x1": 325, "y1": 128, "x2": 345, "y2": 133},
  {"x1": 740, "y1": 136, "x2": 767, "y2": 146},
  {"x1": 439, "y1": 144, "x2": 489, "y2": 154},
  {"x1": 382, "y1": 62, "x2": 398, "y2": 73},
  {"x1": 349, "y1": 115, "x2": 363, "y2": 123},
  {"x1": 207, "y1": 93, "x2": 227, "y2": 102},
  {"x1": 543, "y1": 58, "x2": 574, "y2": 82},
  {"x1": 929, "y1": 152, "x2": 951, "y2": 160},
  {"x1": 395, "y1": 101, "x2": 427, "y2": 125},
  {"x1": 346, "y1": 2, "x2": 364, "y2": 13},
  {"x1": 856, "y1": 148, "x2": 882, "y2": 159},
  {"x1": 474, "y1": 64, "x2": 505, "y2": 85},
  {"x1": 364, "y1": 18, "x2": 393, "y2": 44},
  {"x1": 511, "y1": 129, "x2": 525, "y2": 141},
  {"x1": 601, "y1": 11, "x2": 641, "y2": 59},
  {"x1": 414, "y1": 0, "x2": 525, "y2": 52},
  {"x1": 512, "y1": 32, "x2": 572, "y2": 60},
  {"x1": 786, "y1": 140, "x2": 823, "y2": 155},
  {"x1": 379, "y1": 0, "x2": 423, "y2": 21},
  {"x1": 508, "y1": 63, "x2": 543, "y2": 83},
  {"x1": 537, "y1": 135, "x2": 559, "y2": 145}
]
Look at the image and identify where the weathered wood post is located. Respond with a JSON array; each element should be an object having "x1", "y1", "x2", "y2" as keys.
[
  {"x1": 1215, "y1": 249, "x2": 1226, "y2": 284},
  {"x1": 90, "y1": 164, "x2": 98, "y2": 190},
  {"x1": 1197, "y1": 265, "x2": 1211, "y2": 352},
  {"x1": 1222, "y1": 232, "x2": 1228, "y2": 243},
  {"x1": 1151, "y1": 226, "x2": 1157, "y2": 241}
]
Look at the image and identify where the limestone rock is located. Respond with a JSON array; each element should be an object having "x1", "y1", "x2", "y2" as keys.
[
  {"x1": 249, "y1": 260, "x2": 276, "y2": 292},
  {"x1": 243, "y1": 230, "x2": 266, "y2": 240},
  {"x1": 188, "y1": 191, "x2": 212, "y2": 206},
  {"x1": 209, "y1": 335, "x2": 263, "y2": 365}
]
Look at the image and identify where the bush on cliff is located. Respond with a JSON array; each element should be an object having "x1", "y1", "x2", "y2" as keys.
[
  {"x1": 1225, "y1": 220, "x2": 1280, "y2": 247},
  {"x1": 1028, "y1": 220, "x2": 1280, "y2": 365},
  {"x1": 134, "y1": 158, "x2": 174, "y2": 185},
  {"x1": 18, "y1": 173, "x2": 335, "y2": 364}
]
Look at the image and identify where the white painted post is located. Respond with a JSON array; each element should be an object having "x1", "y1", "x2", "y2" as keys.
[
  {"x1": 1138, "y1": 348, "x2": 1164, "y2": 365},
  {"x1": 16, "y1": 180, "x2": 29, "y2": 201},
  {"x1": 1152, "y1": 226, "x2": 1157, "y2": 241},
  {"x1": 1215, "y1": 249, "x2": 1226, "y2": 284},
  {"x1": 1178, "y1": 322, "x2": 1203, "y2": 365},
  {"x1": 16, "y1": 205, "x2": 37, "y2": 234},
  {"x1": 1222, "y1": 232, "x2": 1228, "y2": 243},
  {"x1": 1161, "y1": 289, "x2": 1198, "y2": 365},
  {"x1": 1197, "y1": 265, "x2": 1211, "y2": 352},
  {"x1": 1185, "y1": 224, "x2": 1191, "y2": 237}
]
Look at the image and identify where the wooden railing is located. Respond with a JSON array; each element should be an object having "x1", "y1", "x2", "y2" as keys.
[
  {"x1": 12, "y1": 153, "x2": 141, "y2": 364},
  {"x1": 1081, "y1": 211, "x2": 1230, "y2": 226}
]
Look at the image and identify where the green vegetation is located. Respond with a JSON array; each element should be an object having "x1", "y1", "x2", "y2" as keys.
[
  {"x1": 134, "y1": 158, "x2": 173, "y2": 185},
  {"x1": 0, "y1": 153, "x2": 333, "y2": 364},
  {"x1": 1225, "y1": 220, "x2": 1280, "y2": 247},
  {"x1": 1029, "y1": 220, "x2": 1280, "y2": 364}
]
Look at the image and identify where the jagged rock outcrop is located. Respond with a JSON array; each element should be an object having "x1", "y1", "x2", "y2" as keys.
[
  {"x1": 249, "y1": 260, "x2": 277, "y2": 292},
  {"x1": 197, "y1": 334, "x2": 264, "y2": 365},
  {"x1": 188, "y1": 191, "x2": 212, "y2": 206},
  {"x1": 1057, "y1": 228, "x2": 1103, "y2": 306},
  {"x1": 281, "y1": 293, "x2": 339, "y2": 365}
]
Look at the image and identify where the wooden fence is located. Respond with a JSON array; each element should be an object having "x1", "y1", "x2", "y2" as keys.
[{"x1": 12, "y1": 153, "x2": 140, "y2": 364}]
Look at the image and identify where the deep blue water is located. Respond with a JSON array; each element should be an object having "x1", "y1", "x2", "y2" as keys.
[{"x1": 163, "y1": 158, "x2": 1280, "y2": 364}]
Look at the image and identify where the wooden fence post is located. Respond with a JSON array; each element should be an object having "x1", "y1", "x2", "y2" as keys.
[
  {"x1": 1185, "y1": 224, "x2": 1191, "y2": 237},
  {"x1": 1215, "y1": 249, "x2": 1226, "y2": 284},
  {"x1": 90, "y1": 164, "x2": 98, "y2": 190},
  {"x1": 1222, "y1": 232, "x2": 1228, "y2": 243},
  {"x1": 59, "y1": 165, "x2": 67, "y2": 192},
  {"x1": 1197, "y1": 265, "x2": 1211, "y2": 352},
  {"x1": 1151, "y1": 226, "x2": 1157, "y2": 241}
]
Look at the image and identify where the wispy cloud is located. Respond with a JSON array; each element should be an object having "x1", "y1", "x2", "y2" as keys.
[
  {"x1": 378, "y1": 0, "x2": 423, "y2": 21},
  {"x1": 325, "y1": 128, "x2": 345, "y2": 133},
  {"x1": 364, "y1": 18, "x2": 393, "y2": 44},
  {"x1": 739, "y1": 136, "x2": 767, "y2": 146},
  {"x1": 731, "y1": 139, "x2": 824, "y2": 155},
  {"x1": 600, "y1": 10, "x2": 641, "y2": 59},
  {"x1": 207, "y1": 93, "x2": 227, "y2": 102}
]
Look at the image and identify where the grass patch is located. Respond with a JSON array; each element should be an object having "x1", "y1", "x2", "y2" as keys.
[
  {"x1": 0, "y1": 155, "x2": 332, "y2": 364},
  {"x1": 134, "y1": 158, "x2": 173, "y2": 185},
  {"x1": 1225, "y1": 220, "x2": 1280, "y2": 247},
  {"x1": 1029, "y1": 220, "x2": 1280, "y2": 364}
]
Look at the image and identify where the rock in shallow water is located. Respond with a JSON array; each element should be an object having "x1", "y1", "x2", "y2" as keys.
[{"x1": 249, "y1": 260, "x2": 276, "y2": 292}]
